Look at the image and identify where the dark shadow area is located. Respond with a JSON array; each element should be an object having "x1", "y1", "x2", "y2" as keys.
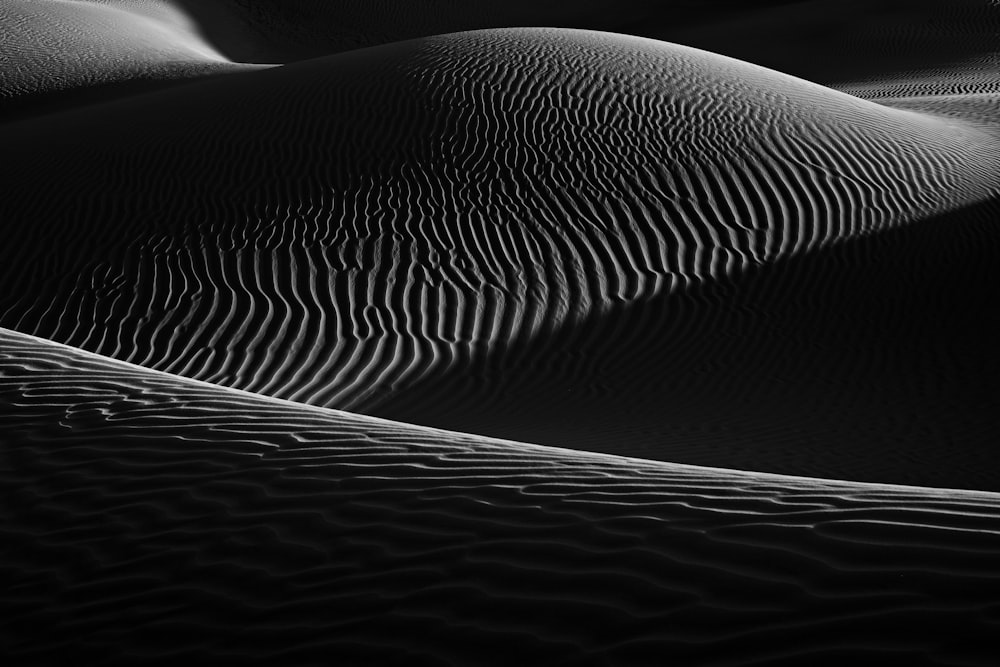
[
  {"x1": 0, "y1": 68, "x2": 253, "y2": 125},
  {"x1": 632, "y1": 0, "x2": 1000, "y2": 86},
  {"x1": 168, "y1": 0, "x2": 830, "y2": 64},
  {"x1": 170, "y1": 0, "x2": 287, "y2": 62},
  {"x1": 4, "y1": 321, "x2": 1000, "y2": 666},
  {"x1": 370, "y1": 196, "x2": 1000, "y2": 490}
]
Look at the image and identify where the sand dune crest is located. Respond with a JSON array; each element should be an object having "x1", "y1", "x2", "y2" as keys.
[
  {"x1": 2, "y1": 29, "x2": 998, "y2": 480},
  {"x1": 4, "y1": 4, "x2": 1000, "y2": 663},
  {"x1": 0, "y1": 0, "x2": 268, "y2": 120}
]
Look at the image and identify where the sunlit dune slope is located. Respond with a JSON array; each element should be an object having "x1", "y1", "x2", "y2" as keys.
[
  {"x1": 7, "y1": 1, "x2": 998, "y2": 119},
  {"x1": 2, "y1": 28, "x2": 997, "y2": 484},
  {"x1": 0, "y1": 0, "x2": 266, "y2": 119},
  {"x1": 3, "y1": 327, "x2": 1000, "y2": 665},
  {"x1": 152, "y1": 0, "x2": 1000, "y2": 87}
]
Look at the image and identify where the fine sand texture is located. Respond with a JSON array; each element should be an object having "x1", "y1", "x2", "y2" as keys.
[
  {"x1": 0, "y1": 0, "x2": 267, "y2": 120},
  {"x1": 3, "y1": 327, "x2": 1000, "y2": 666},
  {"x1": 3, "y1": 1, "x2": 1000, "y2": 664},
  {"x1": 2, "y1": 27, "x2": 999, "y2": 485}
]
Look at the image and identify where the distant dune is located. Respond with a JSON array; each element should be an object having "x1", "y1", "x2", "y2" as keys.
[
  {"x1": 0, "y1": 0, "x2": 265, "y2": 119},
  {"x1": 3, "y1": 1, "x2": 1000, "y2": 664},
  {"x1": 4, "y1": 327, "x2": 1000, "y2": 665}
]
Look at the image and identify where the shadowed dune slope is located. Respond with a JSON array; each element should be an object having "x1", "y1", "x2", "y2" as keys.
[
  {"x1": 0, "y1": 0, "x2": 266, "y2": 120},
  {"x1": 373, "y1": 197, "x2": 1000, "y2": 490},
  {"x1": 165, "y1": 0, "x2": 799, "y2": 63},
  {"x1": 6, "y1": 1, "x2": 997, "y2": 119},
  {"x1": 638, "y1": 0, "x2": 1000, "y2": 92},
  {"x1": 170, "y1": 0, "x2": 665, "y2": 62},
  {"x1": 3, "y1": 327, "x2": 1000, "y2": 666},
  {"x1": 1, "y1": 28, "x2": 998, "y2": 483},
  {"x1": 129, "y1": 0, "x2": 1000, "y2": 87}
]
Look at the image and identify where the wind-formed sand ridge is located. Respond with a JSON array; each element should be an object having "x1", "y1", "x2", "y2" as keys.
[
  {"x1": 2, "y1": 28, "x2": 999, "y2": 482},
  {"x1": 3, "y1": 2, "x2": 1000, "y2": 664},
  {"x1": 4, "y1": 327, "x2": 1000, "y2": 665}
]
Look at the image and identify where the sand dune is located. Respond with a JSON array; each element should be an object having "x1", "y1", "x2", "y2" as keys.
[
  {"x1": 161, "y1": 0, "x2": 774, "y2": 63},
  {"x1": 5, "y1": 0, "x2": 744, "y2": 70},
  {"x1": 152, "y1": 0, "x2": 1000, "y2": 87},
  {"x1": 7, "y1": 0, "x2": 997, "y2": 119},
  {"x1": 4, "y1": 4, "x2": 1000, "y2": 663},
  {"x1": 373, "y1": 196, "x2": 1000, "y2": 489},
  {"x1": 0, "y1": 0, "x2": 266, "y2": 120},
  {"x1": 2, "y1": 28, "x2": 998, "y2": 483},
  {"x1": 3, "y1": 327, "x2": 1000, "y2": 665},
  {"x1": 641, "y1": 0, "x2": 1000, "y2": 90}
]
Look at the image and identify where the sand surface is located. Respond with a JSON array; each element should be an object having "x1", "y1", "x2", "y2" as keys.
[
  {"x1": 3, "y1": 1, "x2": 1000, "y2": 664},
  {"x1": 4, "y1": 327, "x2": 1000, "y2": 665},
  {"x1": 0, "y1": 0, "x2": 267, "y2": 120},
  {"x1": 2, "y1": 27, "x2": 999, "y2": 485}
]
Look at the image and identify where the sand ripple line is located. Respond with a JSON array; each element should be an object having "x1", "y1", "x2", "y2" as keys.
[
  {"x1": 1, "y1": 29, "x2": 997, "y2": 419},
  {"x1": 2, "y1": 327, "x2": 1000, "y2": 664}
]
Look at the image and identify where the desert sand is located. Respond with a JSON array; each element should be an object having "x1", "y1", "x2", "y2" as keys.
[{"x1": 2, "y1": 1, "x2": 1000, "y2": 664}]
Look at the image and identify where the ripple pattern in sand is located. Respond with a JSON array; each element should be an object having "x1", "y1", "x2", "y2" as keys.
[
  {"x1": 2, "y1": 29, "x2": 997, "y2": 422},
  {"x1": 3, "y1": 327, "x2": 1000, "y2": 665}
]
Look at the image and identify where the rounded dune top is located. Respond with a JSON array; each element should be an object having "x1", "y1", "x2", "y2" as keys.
[
  {"x1": 154, "y1": 0, "x2": 698, "y2": 62},
  {"x1": 1, "y1": 12, "x2": 1000, "y2": 491},
  {"x1": 2, "y1": 27, "x2": 997, "y2": 425},
  {"x1": 4, "y1": 27, "x2": 995, "y2": 296},
  {"x1": 115, "y1": 0, "x2": 1000, "y2": 90},
  {"x1": 7, "y1": 0, "x2": 998, "y2": 117},
  {"x1": 10, "y1": 26, "x2": 989, "y2": 208}
]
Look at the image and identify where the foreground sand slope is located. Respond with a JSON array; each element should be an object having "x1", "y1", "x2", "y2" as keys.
[
  {"x1": 2, "y1": 28, "x2": 998, "y2": 483},
  {"x1": 2, "y1": 326, "x2": 1000, "y2": 665}
]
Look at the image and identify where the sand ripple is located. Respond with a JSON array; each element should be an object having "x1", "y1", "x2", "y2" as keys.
[
  {"x1": 3, "y1": 328, "x2": 1000, "y2": 664},
  {"x1": 1, "y1": 31, "x2": 997, "y2": 479}
]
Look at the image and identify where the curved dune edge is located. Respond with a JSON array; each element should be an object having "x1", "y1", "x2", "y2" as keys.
[
  {"x1": 372, "y1": 193, "x2": 1000, "y2": 490},
  {"x1": 0, "y1": 0, "x2": 266, "y2": 119},
  {"x1": 639, "y1": 0, "x2": 1000, "y2": 91},
  {"x1": 6, "y1": 1, "x2": 998, "y2": 120},
  {"x1": 3, "y1": 6, "x2": 999, "y2": 664},
  {"x1": 2, "y1": 28, "x2": 998, "y2": 484},
  {"x1": 166, "y1": 0, "x2": 673, "y2": 62},
  {"x1": 92, "y1": 0, "x2": 1000, "y2": 87},
  {"x1": 3, "y1": 326, "x2": 1000, "y2": 665}
]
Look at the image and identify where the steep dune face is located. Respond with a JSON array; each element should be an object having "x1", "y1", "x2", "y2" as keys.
[
  {"x1": 2, "y1": 29, "x2": 997, "y2": 482},
  {"x1": 3, "y1": 327, "x2": 1000, "y2": 665},
  {"x1": 0, "y1": 0, "x2": 264, "y2": 119}
]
